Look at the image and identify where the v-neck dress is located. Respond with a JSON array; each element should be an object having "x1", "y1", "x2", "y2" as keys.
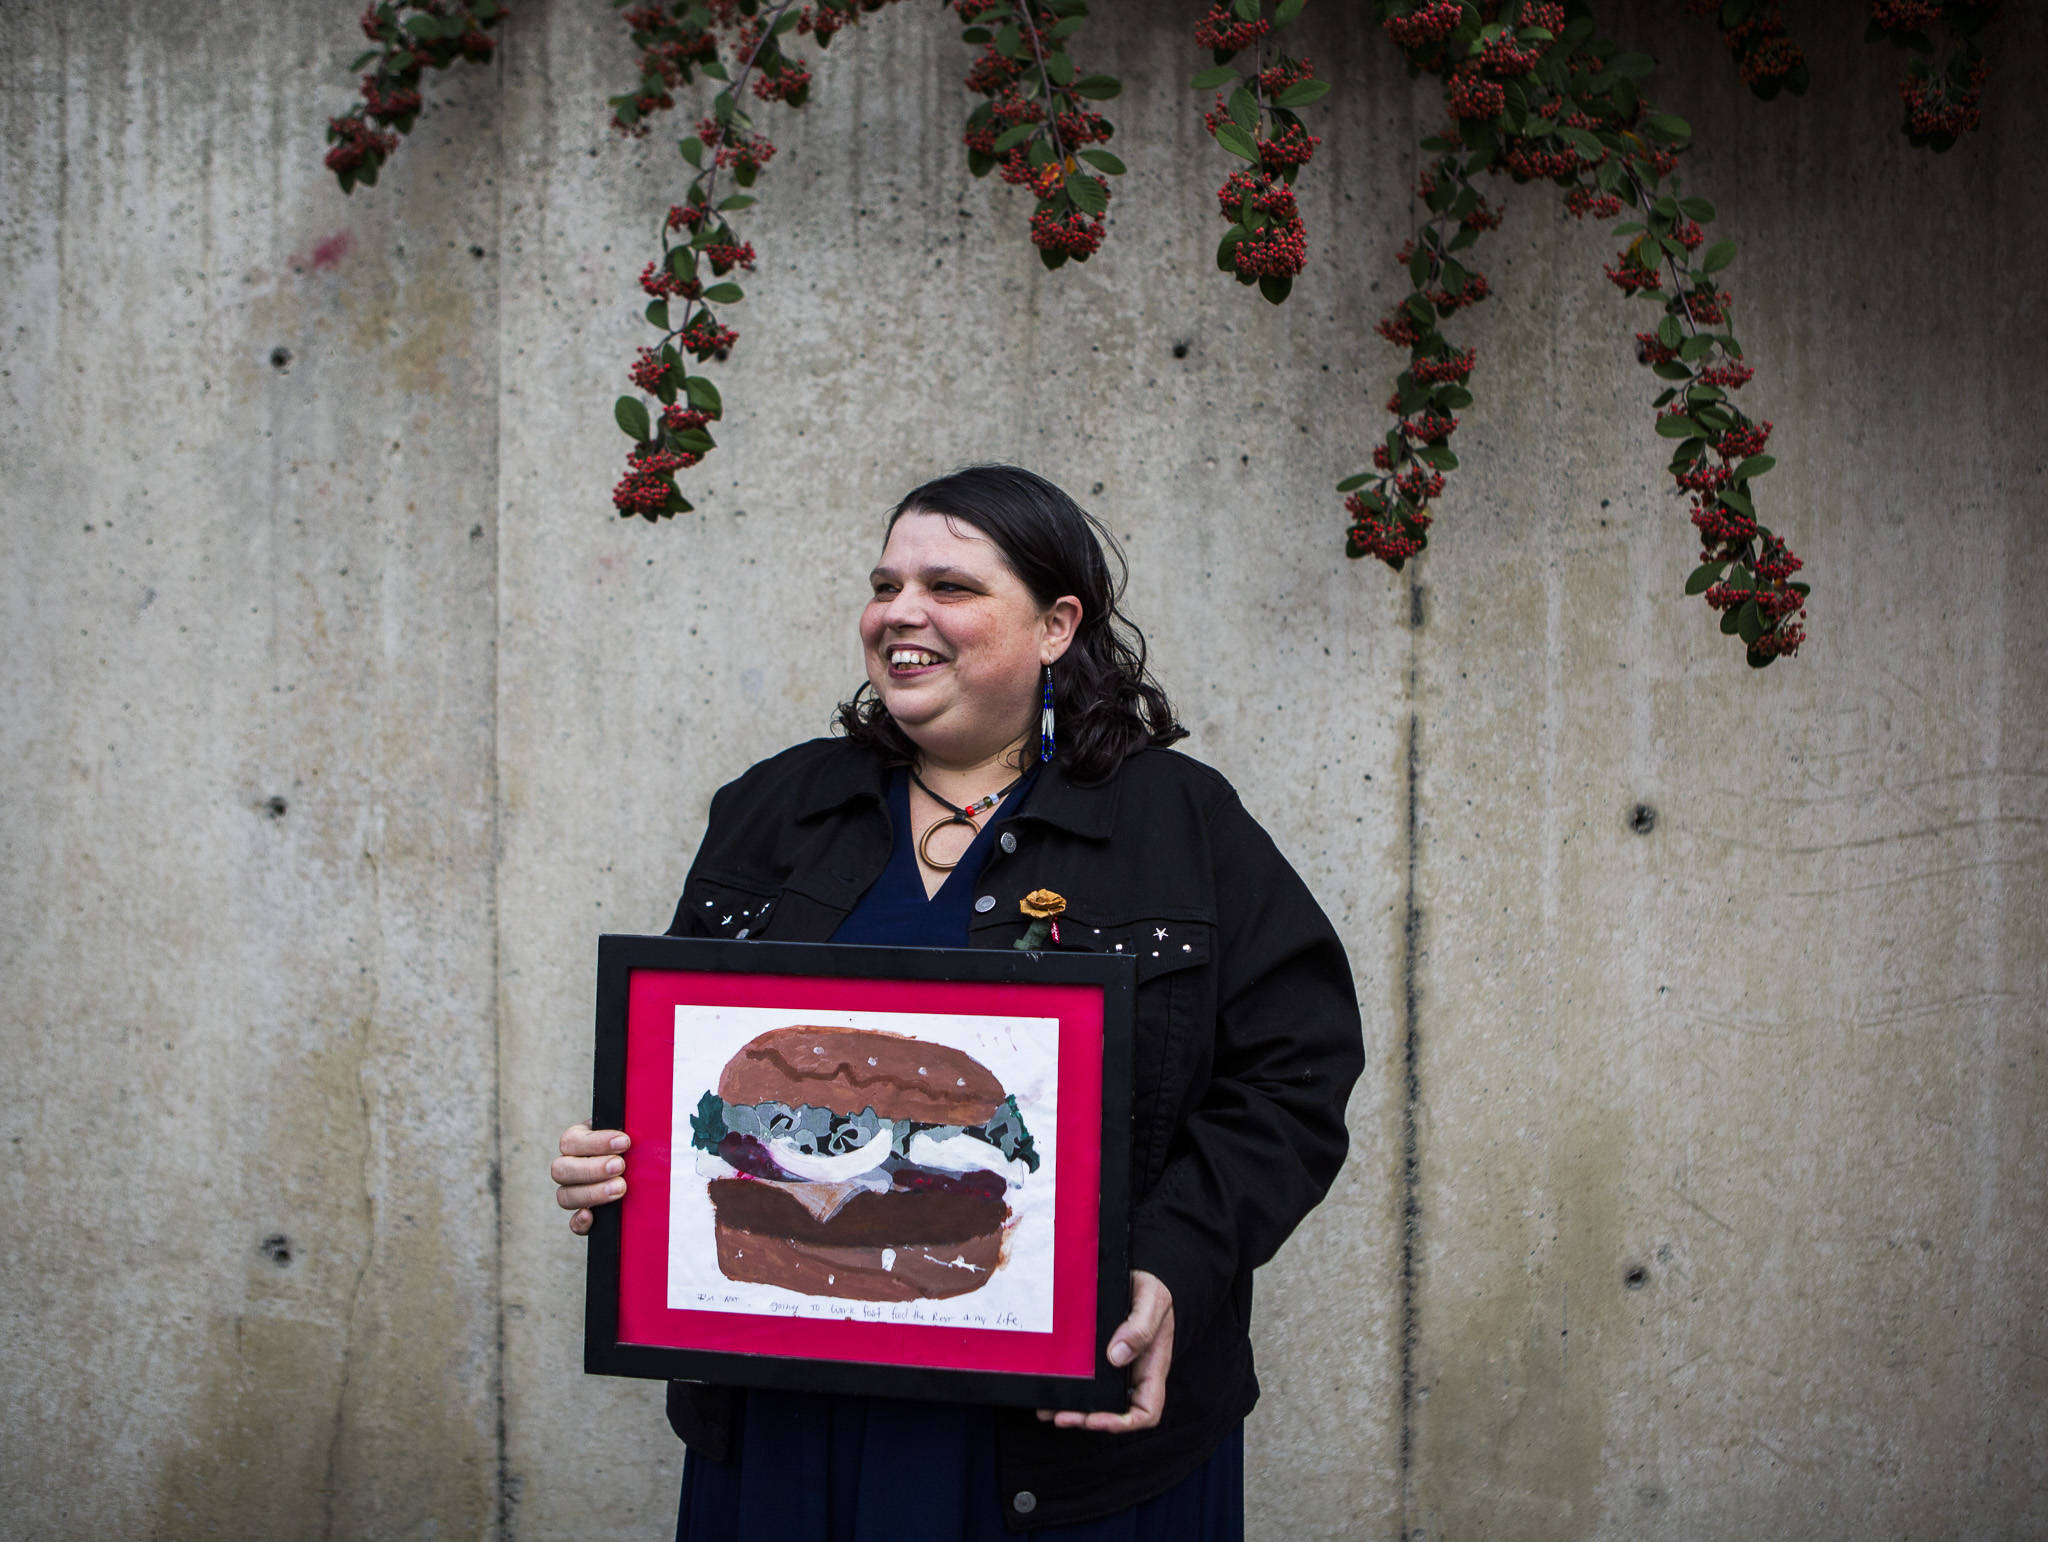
[{"x1": 674, "y1": 766, "x2": 1244, "y2": 1542}]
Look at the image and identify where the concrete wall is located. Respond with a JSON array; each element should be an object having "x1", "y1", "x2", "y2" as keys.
[{"x1": 2, "y1": 2, "x2": 2041, "y2": 1538}]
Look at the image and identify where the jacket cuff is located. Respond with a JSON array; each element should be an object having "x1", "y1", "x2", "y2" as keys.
[{"x1": 1128, "y1": 1212, "x2": 1226, "y2": 1342}]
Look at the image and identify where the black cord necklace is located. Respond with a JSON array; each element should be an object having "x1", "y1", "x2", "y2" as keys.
[{"x1": 909, "y1": 766, "x2": 1024, "y2": 871}]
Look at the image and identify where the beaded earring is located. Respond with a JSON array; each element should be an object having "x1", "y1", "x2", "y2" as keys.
[{"x1": 1039, "y1": 664, "x2": 1056, "y2": 763}]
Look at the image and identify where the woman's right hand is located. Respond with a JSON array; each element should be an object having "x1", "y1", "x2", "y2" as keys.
[{"x1": 552, "y1": 1123, "x2": 630, "y2": 1236}]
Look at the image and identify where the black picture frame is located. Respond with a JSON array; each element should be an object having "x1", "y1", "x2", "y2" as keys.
[{"x1": 584, "y1": 933, "x2": 1136, "y2": 1411}]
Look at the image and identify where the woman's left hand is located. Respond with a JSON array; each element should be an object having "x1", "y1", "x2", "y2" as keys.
[{"x1": 1037, "y1": 1270, "x2": 1174, "y2": 1433}]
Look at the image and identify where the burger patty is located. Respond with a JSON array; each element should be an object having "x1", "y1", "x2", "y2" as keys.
[{"x1": 707, "y1": 1177, "x2": 1008, "y2": 1246}]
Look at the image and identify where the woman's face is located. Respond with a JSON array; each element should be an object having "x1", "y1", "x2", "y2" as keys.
[{"x1": 861, "y1": 510, "x2": 1079, "y2": 769}]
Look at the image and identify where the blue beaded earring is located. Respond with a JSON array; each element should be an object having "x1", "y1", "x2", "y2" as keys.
[{"x1": 1039, "y1": 664, "x2": 1056, "y2": 763}]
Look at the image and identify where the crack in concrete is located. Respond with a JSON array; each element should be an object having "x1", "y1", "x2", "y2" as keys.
[{"x1": 1396, "y1": 571, "x2": 1424, "y2": 1541}]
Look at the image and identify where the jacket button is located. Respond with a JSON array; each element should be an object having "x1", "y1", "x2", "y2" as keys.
[
  {"x1": 973, "y1": 894, "x2": 996, "y2": 913},
  {"x1": 1012, "y1": 1492, "x2": 1037, "y2": 1515},
  {"x1": 999, "y1": 830, "x2": 1017, "y2": 854}
]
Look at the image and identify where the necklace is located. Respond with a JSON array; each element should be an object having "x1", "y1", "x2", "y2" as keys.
[{"x1": 909, "y1": 766, "x2": 1024, "y2": 871}]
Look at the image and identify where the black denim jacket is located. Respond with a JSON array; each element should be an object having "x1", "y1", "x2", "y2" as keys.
[{"x1": 660, "y1": 737, "x2": 1364, "y2": 1531}]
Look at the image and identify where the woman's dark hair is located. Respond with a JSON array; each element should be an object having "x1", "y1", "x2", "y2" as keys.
[{"x1": 834, "y1": 464, "x2": 1186, "y2": 782}]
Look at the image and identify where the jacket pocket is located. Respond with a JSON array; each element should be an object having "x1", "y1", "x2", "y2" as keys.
[{"x1": 672, "y1": 870, "x2": 780, "y2": 940}]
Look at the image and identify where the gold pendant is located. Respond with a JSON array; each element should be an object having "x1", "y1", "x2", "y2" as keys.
[{"x1": 917, "y1": 814, "x2": 979, "y2": 871}]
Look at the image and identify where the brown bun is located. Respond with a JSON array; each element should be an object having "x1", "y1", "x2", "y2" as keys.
[
  {"x1": 716, "y1": 1026, "x2": 1004, "y2": 1126},
  {"x1": 714, "y1": 1220, "x2": 1004, "y2": 1302},
  {"x1": 707, "y1": 1177, "x2": 1007, "y2": 1248}
]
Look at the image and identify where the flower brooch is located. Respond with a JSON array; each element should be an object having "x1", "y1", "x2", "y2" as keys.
[{"x1": 1013, "y1": 889, "x2": 1066, "y2": 951}]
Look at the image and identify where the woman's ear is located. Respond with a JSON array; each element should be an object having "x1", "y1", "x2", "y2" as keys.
[{"x1": 1042, "y1": 595, "x2": 1082, "y2": 664}]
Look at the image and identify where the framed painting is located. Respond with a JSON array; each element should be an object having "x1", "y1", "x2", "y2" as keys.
[{"x1": 584, "y1": 933, "x2": 1137, "y2": 1411}]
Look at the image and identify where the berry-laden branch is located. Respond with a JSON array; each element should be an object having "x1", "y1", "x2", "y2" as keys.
[
  {"x1": 1867, "y1": 0, "x2": 1999, "y2": 151},
  {"x1": 325, "y1": 0, "x2": 507, "y2": 191},
  {"x1": 1680, "y1": 0, "x2": 1809, "y2": 102},
  {"x1": 609, "y1": 0, "x2": 905, "y2": 520},
  {"x1": 951, "y1": 0, "x2": 1126, "y2": 268},
  {"x1": 1191, "y1": 0, "x2": 1332, "y2": 305},
  {"x1": 1360, "y1": 0, "x2": 1807, "y2": 664}
]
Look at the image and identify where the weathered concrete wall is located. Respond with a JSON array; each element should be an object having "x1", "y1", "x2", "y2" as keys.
[{"x1": 3, "y1": 2, "x2": 2042, "y2": 1539}]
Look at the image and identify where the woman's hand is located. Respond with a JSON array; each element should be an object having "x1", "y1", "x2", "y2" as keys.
[
  {"x1": 1037, "y1": 1270, "x2": 1174, "y2": 1433},
  {"x1": 552, "y1": 1123, "x2": 630, "y2": 1236}
]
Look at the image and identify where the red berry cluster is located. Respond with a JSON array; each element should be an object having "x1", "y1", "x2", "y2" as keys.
[
  {"x1": 1382, "y1": 0, "x2": 1462, "y2": 54},
  {"x1": 1193, "y1": 5, "x2": 1271, "y2": 53},
  {"x1": 951, "y1": 1, "x2": 1122, "y2": 268},
  {"x1": 325, "y1": 0, "x2": 505, "y2": 191},
  {"x1": 1687, "y1": 0, "x2": 1810, "y2": 100},
  {"x1": 1195, "y1": 2, "x2": 1329, "y2": 305}
]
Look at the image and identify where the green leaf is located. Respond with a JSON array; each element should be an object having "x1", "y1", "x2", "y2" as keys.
[
  {"x1": 1040, "y1": 247, "x2": 1069, "y2": 271},
  {"x1": 685, "y1": 376, "x2": 723, "y2": 414},
  {"x1": 1720, "y1": 487, "x2": 1754, "y2": 517},
  {"x1": 1685, "y1": 561, "x2": 1728, "y2": 595},
  {"x1": 1275, "y1": 78, "x2": 1331, "y2": 107},
  {"x1": 1337, "y1": 473, "x2": 1373, "y2": 493},
  {"x1": 1072, "y1": 73, "x2": 1122, "y2": 99},
  {"x1": 348, "y1": 49, "x2": 380, "y2": 71},
  {"x1": 1657, "y1": 315, "x2": 1681, "y2": 349},
  {"x1": 1227, "y1": 87, "x2": 1260, "y2": 130},
  {"x1": 1701, "y1": 239, "x2": 1737, "y2": 274},
  {"x1": 645, "y1": 299, "x2": 670, "y2": 329},
  {"x1": 1421, "y1": 444, "x2": 1459, "y2": 471},
  {"x1": 1078, "y1": 148, "x2": 1126, "y2": 174},
  {"x1": 1216, "y1": 231, "x2": 1243, "y2": 272},
  {"x1": 1653, "y1": 361, "x2": 1694, "y2": 381},
  {"x1": 1680, "y1": 196, "x2": 1716, "y2": 221},
  {"x1": 1679, "y1": 334, "x2": 1716, "y2": 362},
  {"x1": 702, "y1": 282, "x2": 744, "y2": 302},
  {"x1": 1049, "y1": 16, "x2": 1086, "y2": 39},
  {"x1": 1656, "y1": 414, "x2": 1701, "y2": 438},
  {"x1": 1409, "y1": 246, "x2": 1431, "y2": 288},
  {"x1": 718, "y1": 194, "x2": 756, "y2": 210},
  {"x1": 1067, "y1": 173, "x2": 1109, "y2": 214},
  {"x1": 1735, "y1": 454, "x2": 1776, "y2": 478},
  {"x1": 1045, "y1": 50, "x2": 1075, "y2": 86},
  {"x1": 713, "y1": 90, "x2": 736, "y2": 123},
  {"x1": 403, "y1": 13, "x2": 447, "y2": 38},
  {"x1": 1259, "y1": 273, "x2": 1293, "y2": 304},
  {"x1": 1214, "y1": 121, "x2": 1259, "y2": 162},
  {"x1": 1232, "y1": 0, "x2": 1259, "y2": 19},
  {"x1": 668, "y1": 245, "x2": 697, "y2": 279},
  {"x1": 615, "y1": 395, "x2": 651, "y2": 440},
  {"x1": 680, "y1": 137, "x2": 704, "y2": 168},
  {"x1": 1609, "y1": 51, "x2": 1655, "y2": 81},
  {"x1": 1720, "y1": 604, "x2": 1743, "y2": 636},
  {"x1": 1646, "y1": 111, "x2": 1691, "y2": 143},
  {"x1": 995, "y1": 22, "x2": 1023, "y2": 57},
  {"x1": 1191, "y1": 65, "x2": 1239, "y2": 90},
  {"x1": 1274, "y1": 0, "x2": 1306, "y2": 24},
  {"x1": 992, "y1": 122, "x2": 1037, "y2": 152},
  {"x1": 1437, "y1": 385, "x2": 1474, "y2": 409},
  {"x1": 1736, "y1": 598, "x2": 1763, "y2": 645}
]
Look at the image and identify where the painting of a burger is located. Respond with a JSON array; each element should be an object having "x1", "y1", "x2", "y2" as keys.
[{"x1": 688, "y1": 1026, "x2": 1040, "y2": 1302}]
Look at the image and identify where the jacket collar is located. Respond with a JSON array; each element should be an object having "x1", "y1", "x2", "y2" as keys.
[{"x1": 791, "y1": 740, "x2": 1118, "y2": 840}]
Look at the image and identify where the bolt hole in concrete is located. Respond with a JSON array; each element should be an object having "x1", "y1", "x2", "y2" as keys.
[
  {"x1": 1624, "y1": 1265, "x2": 1648, "y2": 1289},
  {"x1": 1172, "y1": 341, "x2": 1190, "y2": 358},
  {"x1": 1630, "y1": 803, "x2": 1656, "y2": 834},
  {"x1": 262, "y1": 796, "x2": 287, "y2": 819},
  {"x1": 260, "y1": 1235, "x2": 292, "y2": 1267},
  {"x1": 268, "y1": 346, "x2": 291, "y2": 370}
]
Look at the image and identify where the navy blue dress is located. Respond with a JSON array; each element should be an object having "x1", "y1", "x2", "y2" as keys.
[{"x1": 676, "y1": 767, "x2": 1244, "y2": 1541}]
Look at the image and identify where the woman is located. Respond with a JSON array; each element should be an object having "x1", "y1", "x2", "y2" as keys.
[{"x1": 554, "y1": 465, "x2": 1363, "y2": 1537}]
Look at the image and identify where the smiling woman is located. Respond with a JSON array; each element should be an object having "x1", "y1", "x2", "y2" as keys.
[{"x1": 551, "y1": 464, "x2": 1365, "y2": 1538}]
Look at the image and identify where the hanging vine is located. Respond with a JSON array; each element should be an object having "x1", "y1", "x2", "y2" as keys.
[{"x1": 319, "y1": 1, "x2": 2002, "y2": 667}]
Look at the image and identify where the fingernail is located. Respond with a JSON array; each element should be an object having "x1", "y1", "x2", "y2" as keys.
[
  {"x1": 1107, "y1": 1343, "x2": 1131, "y2": 1367},
  {"x1": 604, "y1": 1157, "x2": 624, "y2": 1176},
  {"x1": 607, "y1": 1180, "x2": 625, "y2": 1197},
  {"x1": 610, "y1": 1135, "x2": 630, "y2": 1151}
]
